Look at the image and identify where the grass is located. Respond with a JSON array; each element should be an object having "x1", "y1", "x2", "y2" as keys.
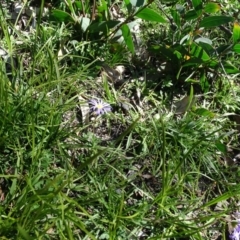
[{"x1": 0, "y1": 0, "x2": 240, "y2": 239}]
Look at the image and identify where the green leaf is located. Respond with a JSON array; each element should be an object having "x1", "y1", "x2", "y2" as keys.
[
  {"x1": 233, "y1": 22, "x2": 240, "y2": 44},
  {"x1": 233, "y1": 44, "x2": 240, "y2": 53},
  {"x1": 190, "y1": 43, "x2": 210, "y2": 61},
  {"x1": 18, "y1": 225, "x2": 32, "y2": 240},
  {"x1": 195, "y1": 108, "x2": 215, "y2": 117},
  {"x1": 183, "y1": 57, "x2": 217, "y2": 68},
  {"x1": 199, "y1": 16, "x2": 234, "y2": 28},
  {"x1": 75, "y1": 1, "x2": 83, "y2": 10},
  {"x1": 124, "y1": 0, "x2": 131, "y2": 5},
  {"x1": 50, "y1": 10, "x2": 75, "y2": 23},
  {"x1": 170, "y1": 9, "x2": 181, "y2": 28},
  {"x1": 98, "y1": 2, "x2": 108, "y2": 12},
  {"x1": 198, "y1": 42, "x2": 214, "y2": 54},
  {"x1": 136, "y1": 8, "x2": 167, "y2": 23},
  {"x1": 204, "y1": 2, "x2": 221, "y2": 13},
  {"x1": 215, "y1": 141, "x2": 227, "y2": 154},
  {"x1": 183, "y1": 58, "x2": 204, "y2": 67},
  {"x1": 215, "y1": 44, "x2": 232, "y2": 54},
  {"x1": 88, "y1": 20, "x2": 120, "y2": 33},
  {"x1": 121, "y1": 24, "x2": 135, "y2": 54},
  {"x1": 192, "y1": 0, "x2": 202, "y2": 16},
  {"x1": 208, "y1": 60, "x2": 218, "y2": 68},
  {"x1": 174, "y1": 50, "x2": 182, "y2": 59},
  {"x1": 222, "y1": 62, "x2": 240, "y2": 74},
  {"x1": 184, "y1": 10, "x2": 198, "y2": 21},
  {"x1": 185, "y1": 78, "x2": 199, "y2": 83}
]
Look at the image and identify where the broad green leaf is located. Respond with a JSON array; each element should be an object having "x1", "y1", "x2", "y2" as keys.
[
  {"x1": 207, "y1": 59, "x2": 219, "y2": 68},
  {"x1": 222, "y1": 62, "x2": 240, "y2": 74},
  {"x1": 136, "y1": 8, "x2": 166, "y2": 23},
  {"x1": 183, "y1": 58, "x2": 217, "y2": 68},
  {"x1": 170, "y1": 9, "x2": 181, "y2": 27},
  {"x1": 184, "y1": 10, "x2": 198, "y2": 21},
  {"x1": 121, "y1": 24, "x2": 135, "y2": 54},
  {"x1": 215, "y1": 44, "x2": 232, "y2": 54},
  {"x1": 98, "y1": 2, "x2": 108, "y2": 12},
  {"x1": 50, "y1": 10, "x2": 74, "y2": 23},
  {"x1": 215, "y1": 141, "x2": 227, "y2": 154},
  {"x1": 190, "y1": 43, "x2": 210, "y2": 61},
  {"x1": 174, "y1": 50, "x2": 182, "y2": 59},
  {"x1": 88, "y1": 20, "x2": 120, "y2": 33},
  {"x1": 192, "y1": 0, "x2": 202, "y2": 16},
  {"x1": 130, "y1": 0, "x2": 146, "y2": 7},
  {"x1": 233, "y1": 22, "x2": 240, "y2": 44},
  {"x1": 75, "y1": 1, "x2": 82, "y2": 9},
  {"x1": 204, "y1": 2, "x2": 221, "y2": 13},
  {"x1": 233, "y1": 44, "x2": 240, "y2": 53},
  {"x1": 199, "y1": 16, "x2": 234, "y2": 28},
  {"x1": 198, "y1": 42, "x2": 214, "y2": 54},
  {"x1": 208, "y1": 60, "x2": 218, "y2": 68},
  {"x1": 183, "y1": 58, "x2": 204, "y2": 67},
  {"x1": 195, "y1": 108, "x2": 215, "y2": 117}
]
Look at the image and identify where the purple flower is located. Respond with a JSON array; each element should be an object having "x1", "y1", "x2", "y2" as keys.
[
  {"x1": 89, "y1": 99, "x2": 112, "y2": 116},
  {"x1": 230, "y1": 223, "x2": 240, "y2": 240},
  {"x1": 230, "y1": 213, "x2": 240, "y2": 240}
]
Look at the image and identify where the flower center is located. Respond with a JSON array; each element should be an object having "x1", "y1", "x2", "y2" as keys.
[{"x1": 96, "y1": 103, "x2": 103, "y2": 109}]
